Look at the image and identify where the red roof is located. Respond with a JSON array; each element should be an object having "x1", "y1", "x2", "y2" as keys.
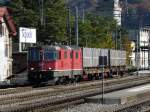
[{"x1": 0, "y1": 7, "x2": 16, "y2": 37}]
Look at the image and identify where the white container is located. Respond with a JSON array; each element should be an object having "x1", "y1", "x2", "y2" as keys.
[
  {"x1": 83, "y1": 48, "x2": 109, "y2": 67},
  {"x1": 110, "y1": 50, "x2": 126, "y2": 67},
  {"x1": 83, "y1": 48, "x2": 100, "y2": 67}
]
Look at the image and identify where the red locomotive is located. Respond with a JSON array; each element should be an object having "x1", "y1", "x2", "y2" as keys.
[{"x1": 28, "y1": 45, "x2": 82, "y2": 84}]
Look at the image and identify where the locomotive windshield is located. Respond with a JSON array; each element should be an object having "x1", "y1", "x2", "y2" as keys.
[
  {"x1": 44, "y1": 50, "x2": 59, "y2": 60},
  {"x1": 28, "y1": 48, "x2": 41, "y2": 62}
]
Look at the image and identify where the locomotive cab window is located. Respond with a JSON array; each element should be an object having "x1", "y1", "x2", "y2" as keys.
[
  {"x1": 55, "y1": 52, "x2": 59, "y2": 59},
  {"x1": 28, "y1": 48, "x2": 41, "y2": 62},
  {"x1": 64, "y1": 51, "x2": 67, "y2": 59},
  {"x1": 70, "y1": 52, "x2": 73, "y2": 59},
  {"x1": 44, "y1": 50, "x2": 59, "y2": 60},
  {"x1": 76, "y1": 52, "x2": 78, "y2": 59}
]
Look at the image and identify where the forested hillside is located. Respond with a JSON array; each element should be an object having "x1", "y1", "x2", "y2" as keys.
[
  {"x1": 71, "y1": 0, "x2": 150, "y2": 28},
  {"x1": 0, "y1": 0, "x2": 132, "y2": 64},
  {"x1": 0, "y1": 0, "x2": 131, "y2": 53},
  {"x1": 122, "y1": 0, "x2": 150, "y2": 28},
  {"x1": 4, "y1": 0, "x2": 118, "y2": 49}
]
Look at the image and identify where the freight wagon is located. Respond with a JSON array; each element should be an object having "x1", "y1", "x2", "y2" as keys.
[
  {"x1": 82, "y1": 48, "x2": 126, "y2": 79},
  {"x1": 28, "y1": 45, "x2": 126, "y2": 84}
]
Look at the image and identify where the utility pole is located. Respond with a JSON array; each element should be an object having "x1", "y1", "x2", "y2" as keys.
[
  {"x1": 82, "y1": 7, "x2": 85, "y2": 24},
  {"x1": 148, "y1": 30, "x2": 150, "y2": 70},
  {"x1": 136, "y1": 16, "x2": 140, "y2": 76},
  {"x1": 82, "y1": 0, "x2": 85, "y2": 24},
  {"x1": 125, "y1": 0, "x2": 128, "y2": 14},
  {"x1": 120, "y1": 28, "x2": 122, "y2": 76},
  {"x1": 75, "y1": 6, "x2": 79, "y2": 46},
  {"x1": 123, "y1": 0, "x2": 128, "y2": 28},
  {"x1": 136, "y1": 29, "x2": 139, "y2": 76},
  {"x1": 39, "y1": 0, "x2": 45, "y2": 26},
  {"x1": 115, "y1": 25, "x2": 118, "y2": 49},
  {"x1": 102, "y1": 56, "x2": 104, "y2": 105},
  {"x1": 120, "y1": 28, "x2": 122, "y2": 50},
  {"x1": 68, "y1": 8, "x2": 72, "y2": 45},
  {"x1": 66, "y1": 0, "x2": 72, "y2": 45}
]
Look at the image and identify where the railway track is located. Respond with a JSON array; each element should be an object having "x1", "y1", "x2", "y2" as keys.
[
  {"x1": 31, "y1": 78, "x2": 150, "y2": 112},
  {"x1": 0, "y1": 75, "x2": 137, "y2": 95},
  {"x1": 0, "y1": 74, "x2": 146, "y2": 95},
  {"x1": 0, "y1": 87, "x2": 33, "y2": 95},
  {"x1": 53, "y1": 99, "x2": 150, "y2": 112},
  {"x1": 0, "y1": 75, "x2": 150, "y2": 112},
  {"x1": 115, "y1": 99, "x2": 150, "y2": 112},
  {"x1": 0, "y1": 75, "x2": 148, "y2": 101}
]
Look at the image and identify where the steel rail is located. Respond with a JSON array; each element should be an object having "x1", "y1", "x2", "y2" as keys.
[{"x1": 1, "y1": 76, "x2": 150, "y2": 112}]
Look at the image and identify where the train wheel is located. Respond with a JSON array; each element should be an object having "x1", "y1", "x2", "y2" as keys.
[
  {"x1": 69, "y1": 78, "x2": 75, "y2": 84},
  {"x1": 95, "y1": 74, "x2": 99, "y2": 80},
  {"x1": 75, "y1": 75, "x2": 81, "y2": 82},
  {"x1": 59, "y1": 77, "x2": 64, "y2": 85},
  {"x1": 65, "y1": 76, "x2": 70, "y2": 84},
  {"x1": 54, "y1": 77, "x2": 59, "y2": 85},
  {"x1": 83, "y1": 74, "x2": 88, "y2": 81},
  {"x1": 88, "y1": 74, "x2": 93, "y2": 81}
]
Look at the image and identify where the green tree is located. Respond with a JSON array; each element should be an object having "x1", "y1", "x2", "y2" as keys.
[
  {"x1": 77, "y1": 14, "x2": 116, "y2": 48},
  {"x1": 10, "y1": 0, "x2": 68, "y2": 43},
  {"x1": 77, "y1": 20, "x2": 93, "y2": 47},
  {"x1": 116, "y1": 28, "x2": 132, "y2": 65},
  {"x1": 9, "y1": 0, "x2": 131, "y2": 54}
]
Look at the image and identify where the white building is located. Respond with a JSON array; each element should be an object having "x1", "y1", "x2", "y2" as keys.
[
  {"x1": 113, "y1": 0, "x2": 122, "y2": 26},
  {"x1": 0, "y1": 7, "x2": 16, "y2": 83},
  {"x1": 130, "y1": 28, "x2": 150, "y2": 69}
]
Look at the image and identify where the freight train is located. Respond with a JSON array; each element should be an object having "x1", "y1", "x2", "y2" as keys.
[{"x1": 27, "y1": 45, "x2": 126, "y2": 84}]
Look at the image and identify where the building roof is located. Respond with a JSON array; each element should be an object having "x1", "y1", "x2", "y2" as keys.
[{"x1": 0, "y1": 7, "x2": 16, "y2": 36}]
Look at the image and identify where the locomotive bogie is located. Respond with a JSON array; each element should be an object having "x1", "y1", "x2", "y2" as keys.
[{"x1": 28, "y1": 71, "x2": 54, "y2": 84}]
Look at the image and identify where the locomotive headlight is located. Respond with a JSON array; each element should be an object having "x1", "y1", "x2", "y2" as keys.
[
  {"x1": 49, "y1": 67, "x2": 52, "y2": 70},
  {"x1": 31, "y1": 68, "x2": 34, "y2": 70}
]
